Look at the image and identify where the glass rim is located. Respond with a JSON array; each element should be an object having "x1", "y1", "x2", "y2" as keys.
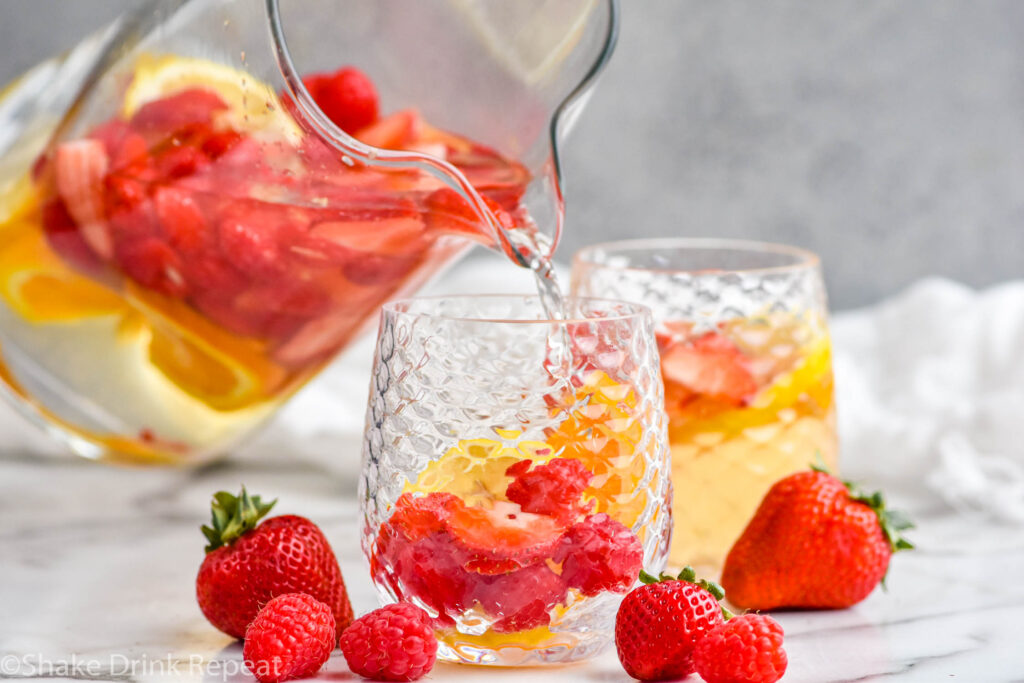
[
  {"x1": 381, "y1": 293, "x2": 652, "y2": 325},
  {"x1": 572, "y1": 237, "x2": 821, "y2": 276}
]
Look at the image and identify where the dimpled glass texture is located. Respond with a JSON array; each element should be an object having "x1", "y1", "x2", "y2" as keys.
[
  {"x1": 359, "y1": 294, "x2": 671, "y2": 666},
  {"x1": 571, "y1": 239, "x2": 838, "y2": 575}
]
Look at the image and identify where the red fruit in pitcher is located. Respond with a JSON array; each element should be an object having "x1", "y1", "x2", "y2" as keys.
[
  {"x1": 554, "y1": 513, "x2": 642, "y2": 596},
  {"x1": 693, "y1": 613, "x2": 788, "y2": 683},
  {"x1": 131, "y1": 88, "x2": 228, "y2": 133},
  {"x1": 218, "y1": 209, "x2": 286, "y2": 278},
  {"x1": 721, "y1": 467, "x2": 914, "y2": 610},
  {"x1": 54, "y1": 139, "x2": 112, "y2": 259},
  {"x1": 115, "y1": 237, "x2": 188, "y2": 298},
  {"x1": 195, "y1": 488, "x2": 354, "y2": 639},
  {"x1": 659, "y1": 331, "x2": 758, "y2": 405},
  {"x1": 614, "y1": 567, "x2": 726, "y2": 681},
  {"x1": 304, "y1": 67, "x2": 379, "y2": 134},
  {"x1": 505, "y1": 458, "x2": 594, "y2": 524},
  {"x1": 41, "y1": 199, "x2": 103, "y2": 272},
  {"x1": 153, "y1": 186, "x2": 210, "y2": 255},
  {"x1": 354, "y1": 109, "x2": 422, "y2": 150},
  {"x1": 424, "y1": 187, "x2": 513, "y2": 245},
  {"x1": 243, "y1": 593, "x2": 336, "y2": 683}
]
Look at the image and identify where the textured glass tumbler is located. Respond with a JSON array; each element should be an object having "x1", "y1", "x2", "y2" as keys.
[
  {"x1": 359, "y1": 295, "x2": 671, "y2": 666},
  {"x1": 571, "y1": 239, "x2": 838, "y2": 576}
]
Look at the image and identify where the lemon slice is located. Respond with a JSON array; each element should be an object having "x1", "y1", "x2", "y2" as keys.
[
  {"x1": 449, "y1": 0, "x2": 597, "y2": 84},
  {"x1": 122, "y1": 54, "x2": 302, "y2": 143}
]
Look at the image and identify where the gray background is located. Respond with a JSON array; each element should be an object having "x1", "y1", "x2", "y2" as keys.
[{"x1": 2, "y1": 1, "x2": 1022, "y2": 309}]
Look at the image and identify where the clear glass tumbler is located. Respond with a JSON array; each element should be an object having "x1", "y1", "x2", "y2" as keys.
[
  {"x1": 571, "y1": 239, "x2": 838, "y2": 576},
  {"x1": 359, "y1": 294, "x2": 671, "y2": 666}
]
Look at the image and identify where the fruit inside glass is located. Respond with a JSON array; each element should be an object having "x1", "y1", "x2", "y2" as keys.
[
  {"x1": 360, "y1": 295, "x2": 671, "y2": 665},
  {"x1": 571, "y1": 239, "x2": 838, "y2": 575},
  {"x1": 0, "y1": 0, "x2": 617, "y2": 464}
]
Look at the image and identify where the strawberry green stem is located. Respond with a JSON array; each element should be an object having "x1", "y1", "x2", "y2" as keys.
[{"x1": 201, "y1": 486, "x2": 276, "y2": 552}]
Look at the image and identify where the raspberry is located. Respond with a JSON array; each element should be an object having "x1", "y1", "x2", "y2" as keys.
[
  {"x1": 153, "y1": 186, "x2": 210, "y2": 255},
  {"x1": 388, "y1": 492, "x2": 464, "y2": 542},
  {"x1": 242, "y1": 593, "x2": 336, "y2": 683},
  {"x1": 305, "y1": 67, "x2": 379, "y2": 134},
  {"x1": 470, "y1": 563, "x2": 568, "y2": 633},
  {"x1": 693, "y1": 614, "x2": 787, "y2": 683},
  {"x1": 505, "y1": 458, "x2": 594, "y2": 524},
  {"x1": 554, "y1": 513, "x2": 643, "y2": 596},
  {"x1": 115, "y1": 237, "x2": 188, "y2": 297},
  {"x1": 339, "y1": 603, "x2": 437, "y2": 682},
  {"x1": 218, "y1": 210, "x2": 285, "y2": 278}
]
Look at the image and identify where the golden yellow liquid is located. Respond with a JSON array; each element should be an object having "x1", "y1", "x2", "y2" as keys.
[{"x1": 663, "y1": 317, "x2": 838, "y2": 574}]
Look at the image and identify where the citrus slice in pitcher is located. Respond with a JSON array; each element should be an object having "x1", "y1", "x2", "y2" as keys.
[
  {"x1": 125, "y1": 284, "x2": 288, "y2": 411},
  {"x1": 122, "y1": 54, "x2": 302, "y2": 142},
  {"x1": 0, "y1": 226, "x2": 126, "y2": 323}
]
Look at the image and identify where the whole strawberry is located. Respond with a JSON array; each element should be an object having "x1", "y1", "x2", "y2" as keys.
[
  {"x1": 340, "y1": 603, "x2": 437, "y2": 682},
  {"x1": 243, "y1": 593, "x2": 336, "y2": 683},
  {"x1": 721, "y1": 466, "x2": 913, "y2": 610},
  {"x1": 614, "y1": 567, "x2": 726, "y2": 681},
  {"x1": 693, "y1": 613, "x2": 787, "y2": 683},
  {"x1": 196, "y1": 488, "x2": 354, "y2": 639}
]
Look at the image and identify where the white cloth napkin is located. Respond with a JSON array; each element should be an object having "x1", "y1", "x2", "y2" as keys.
[{"x1": 4, "y1": 257, "x2": 1023, "y2": 523}]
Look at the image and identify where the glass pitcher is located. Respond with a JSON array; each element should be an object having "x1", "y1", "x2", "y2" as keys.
[{"x1": 0, "y1": 0, "x2": 619, "y2": 465}]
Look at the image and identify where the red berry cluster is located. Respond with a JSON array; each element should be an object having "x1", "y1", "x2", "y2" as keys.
[
  {"x1": 372, "y1": 457, "x2": 644, "y2": 632},
  {"x1": 40, "y1": 66, "x2": 531, "y2": 372},
  {"x1": 615, "y1": 567, "x2": 788, "y2": 683}
]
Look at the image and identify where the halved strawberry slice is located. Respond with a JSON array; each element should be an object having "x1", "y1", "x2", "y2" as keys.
[
  {"x1": 446, "y1": 501, "x2": 565, "y2": 574},
  {"x1": 271, "y1": 307, "x2": 362, "y2": 368},
  {"x1": 353, "y1": 109, "x2": 422, "y2": 150},
  {"x1": 660, "y1": 331, "x2": 758, "y2": 405},
  {"x1": 130, "y1": 88, "x2": 228, "y2": 134},
  {"x1": 307, "y1": 211, "x2": 425, "y2": 258},
  {"x1": 423, "y1": 188, "x2": 511, "y2": 247},
  {"x1": 54, "y1": 139, "x2": 111, "y2": 259}
]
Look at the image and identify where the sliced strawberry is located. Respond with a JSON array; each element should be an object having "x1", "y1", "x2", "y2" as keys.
[
  {"x1": 115, "y1": 237, "x2": 188, "y2": 298},
  {"x1": 184, "y1": 255, "x2": 248, "y2": 297},
  {"x1": 446, "y1": 501, "x2": 565, "y2": 573},
  {"x1": 304, "y1": 67, "x2": 379, "y2": 135},
  {"x1": 130, "y1": 88, "x2": 228, "y2": 134},
  {"x1": 41, "y1": 199, "x2": 103, "y2": 273},
  {"x1": 156, "y1": 145, "x2": 208, "y2": 179},
  {"x1": 201, "y1": 129, "x2": 244, "y2": 159},
  {"x1": 659, "y1": 331, "x2": 758, "y2": 405},
  {"x1": 353, "y1": 109, "x2": 422, "y2": 150},
  {"x1": 423, "y1": 188, "x2": 510, "y2": 246},
  {"x1": 153, "y1": 186, "x2": 211, "y2": 255},
  {"x1": 54, "y1": 139, "x2": 111, "y2": 259},
  {"x1": 272, "y1": 308, "x2": 361, "y2": 368},
  {"x1": 307, "y1": 212, "x2": 426, "y2": 258},
  {"x1": 234, "y1": 280, "x2": 331, "y2": 318}
]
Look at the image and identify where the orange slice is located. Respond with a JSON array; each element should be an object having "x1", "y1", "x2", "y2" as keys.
[
  {"x1": 125, "y1": 284, "x2": 288, "y2": 411},
  {"x1": 0, "y1": 224, "x2": 127, "y2": 323}
]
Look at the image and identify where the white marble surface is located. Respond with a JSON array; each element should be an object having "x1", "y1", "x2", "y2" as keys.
[{"x1": 1, "y1": 449, "x2": 1022, "y2": 683}]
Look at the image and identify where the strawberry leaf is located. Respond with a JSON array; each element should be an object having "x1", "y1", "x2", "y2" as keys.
[{"x1": 201, "y1": 486, "x2": 276, "y2": 552}]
